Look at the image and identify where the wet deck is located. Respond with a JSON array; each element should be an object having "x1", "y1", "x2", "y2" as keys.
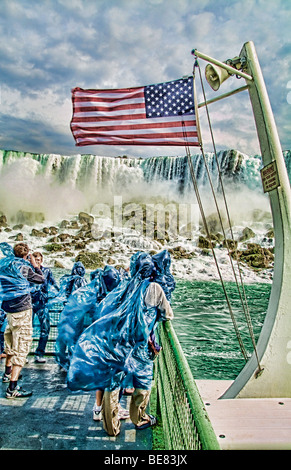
[{"x1": 0, "y1": 357, "x2": 152, "y2": 451}]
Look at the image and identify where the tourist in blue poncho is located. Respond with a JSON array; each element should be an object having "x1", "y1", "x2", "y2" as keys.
[
  {"x1": 0, "y1": 242, "x2": 45, "y2": 398},
  {"x1": 31, "y1": 251, "x2": 59, "y2": 363},
  {"x1": 63, "y1": 261, "x2": 87, "y2": 298},
  {"x1": 55, "y1": 265, "x2": 121, "y2": 372},
  {"x1": 152, "y1": 249, "x2": 176, "y2": 301},
  {"x1": 67, "y1": 251, "x2": 174, "y2": 437},
  {"x1": 44, "y1": 260, "x2": 87, "y2": 320}
]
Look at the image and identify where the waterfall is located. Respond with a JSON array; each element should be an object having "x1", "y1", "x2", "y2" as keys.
[
  {"x1": 0, "y1": 148, "x2": 289, "y2": 223},
  {"x1": 141, "y1": 150, "x2": 265, "y2": 194}
]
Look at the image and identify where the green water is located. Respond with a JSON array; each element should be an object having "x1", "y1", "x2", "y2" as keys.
[{"x1": 171, "y1": 280, "x2": 271, "y2": 381}]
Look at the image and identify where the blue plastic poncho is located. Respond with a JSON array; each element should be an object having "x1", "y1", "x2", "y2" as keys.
[
  {"x1": 45, "y1": 261, "x2": 87, "y2": 312},
  {"x1": 0, "y1": 242, "x2": 33, "y2": 302},
  {"x1": 62, "y1": 261, "x2": 87, "y2": 298},
  {"x1": 152, "y1": 249, "x2": 176, "y2": 301},
  {"x1": 31, "y1": 267, "x2": 59, "y2": 312},
  {"x1": 67, "y1": 252, "x2": 156, "y2": 392},
  {"x1": 55, "y1": 265, "x2": 121, "y2": 370}
]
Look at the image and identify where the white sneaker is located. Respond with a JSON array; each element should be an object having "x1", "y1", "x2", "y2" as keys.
[
  {"x1": 93, "y1": 403, "x2": 102, "y2": 421},
  {"x1": 35, "y1": 356, "x2": 46, "y2": 363}
]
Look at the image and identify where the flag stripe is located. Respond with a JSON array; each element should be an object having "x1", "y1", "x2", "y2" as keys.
[
  {"x1": 73, "y1": 95, "x2": 145, "y2": 105},
  {"x1": 75, "y1": 137, "x2": 198, "y2": 146},
  {"x1": 71, "y1": 120, "x2": 196, "y2": 132},
  {"x1": 73, "y1": 87, "x2": 144, "y2": 99},
  {"x1": 70, "y1": 77, "x2": 200, "y2": 147},
  {"x1": 73, "y1": 108, "x2": 147, "y2": 118},
  {"x1": 73, "y1": 101, "x2": 145, "y2": 112},
  {"x1": 73, "y1": 128, "x2": 198, "y2": 138},
  {"x1": 71, "y1": 114, "x2": 195, "y2": 126}
]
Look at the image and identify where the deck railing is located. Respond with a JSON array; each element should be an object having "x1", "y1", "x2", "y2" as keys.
[{"x1": 153, "y1": 321, "x2": 220, "y2": 450}]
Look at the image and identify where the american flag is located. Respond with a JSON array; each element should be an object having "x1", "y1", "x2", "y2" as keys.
[{"x1": 70, "y1": 76, "x2": 200, "y2": 147}]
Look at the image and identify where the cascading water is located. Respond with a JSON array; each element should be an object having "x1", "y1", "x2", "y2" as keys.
[
  {"x1": 2, "y1": 147, "x2": 289, "y2": 207},
  {"x1": 1, "y1": 147, "x2": 290, "y2": 225}
]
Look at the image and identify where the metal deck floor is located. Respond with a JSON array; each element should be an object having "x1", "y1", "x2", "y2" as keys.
[
  {"x1": 0, "y1": 357, "x2": 152, "y2": 451},
  {"x1": 196, "y1": 380, "x2": 291, "y2": 450}
]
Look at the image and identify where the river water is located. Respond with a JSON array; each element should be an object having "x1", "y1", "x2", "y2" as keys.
[{"x1": 171, "y1": 279, "x2": 271, "y2": 380}]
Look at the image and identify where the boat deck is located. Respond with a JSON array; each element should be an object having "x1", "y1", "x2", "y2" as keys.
[
  {"x1": 196, "y1": 380, "x2": 291, "y2": 450},
  {"x1": 0, "y1": 357, "x2": 152, "y2": 451}
]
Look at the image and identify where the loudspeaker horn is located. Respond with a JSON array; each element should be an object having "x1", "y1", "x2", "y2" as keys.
[{"x1": 205, "y1": 63, "x2": 233, "y2": 91}]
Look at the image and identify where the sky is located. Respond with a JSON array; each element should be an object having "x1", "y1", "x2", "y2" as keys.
[{"x1": 0, "y1": 0, "x2": 290, "y2": 159}]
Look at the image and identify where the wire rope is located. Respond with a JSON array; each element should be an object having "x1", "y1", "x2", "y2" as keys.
[{"x1": 186, "y1": 63, "x2": 262, "y2": 369}]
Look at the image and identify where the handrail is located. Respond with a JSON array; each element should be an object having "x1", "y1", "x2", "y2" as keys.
[{"x1": 154, "y1": 321, "x2": 220, "y2": 450}]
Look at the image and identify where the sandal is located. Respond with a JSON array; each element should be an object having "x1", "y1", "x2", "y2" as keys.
[{"x1": 135, "y1": 414, "x2": 157, "y2": 430}]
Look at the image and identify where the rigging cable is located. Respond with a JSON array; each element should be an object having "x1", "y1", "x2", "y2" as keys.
[
  {"x1": 194, "y1": 60, "x2": 261, "y2": 371},
  {"x1": 186, "y1": 63, "x2": 262, "y2": 369},
  {"x1": 182, "y1": 122, "x2": 249, "y2": 361}
]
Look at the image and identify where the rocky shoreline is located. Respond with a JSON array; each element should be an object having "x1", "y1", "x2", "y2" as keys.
[{"x1": 0, "y1": 207, "x2": 275, "y2": 283}]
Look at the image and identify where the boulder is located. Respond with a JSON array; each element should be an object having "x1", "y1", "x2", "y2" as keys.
[
  {"x1": 78, "y1": 212, "x2": 94, "y2": 225},
  {"x1": 74, "y1": 241, "x2": 87, "y2": 250},
  {"x1": 265, "y1": 228, "x2": 274, "y2": 239},
  {"x1": 75, "y1": 252, "x2": 104, "y2": 269},
  {"x1": 49, "y1": 226, "x2": 59, "y2": 235},
  {"x1": 58, "y1": 233, "x2": 71, "y2": 242},
  {"x1": 60, "y1": 220, "x2": 70, "y2": 228},
  {"x1": 203, "y1": 212, "x2": 228, "y2": 233},
  {"x1": 8, "y1": 233, "x2": 24, "y2": 241},
  {"x1": 54, "y1": 260, "x2": 65, "y2": 268},
  {"x1": 231, "y1": 242, "x2": 274, "y2": 269},
  {"x1": 239, "y1": 227, "x2": 256, "y2": 242},
  {"x1": 198, "y1": 235, "x2": 214, "y2": 249},
  {"x1": 70, "y1": 221, "x2": 79, "y2": 229},
  {"x1": 31, "y1": 229, "x2": 47, "y2": 238},
  {"x1": 43, "y1": 243, "x2": 64, "y2": 252},
  {"x1": 223, "y1": 239, "x2": 238, "y2": 250},
  {"x1": 171, "y1": 245, "x2": 196, "y2": 259}
]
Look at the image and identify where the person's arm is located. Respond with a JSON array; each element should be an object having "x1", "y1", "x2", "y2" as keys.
[
  {"x1": 144, "y1": 282, "x2": 174, "y2": 320},
  {"x1": 20, "y1": 263, "x2": 45, "y2": 285}
]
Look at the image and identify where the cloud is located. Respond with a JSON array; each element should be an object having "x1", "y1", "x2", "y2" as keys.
[{"x1": 0, "y1": 0, "x2": 290, "y2": 158}]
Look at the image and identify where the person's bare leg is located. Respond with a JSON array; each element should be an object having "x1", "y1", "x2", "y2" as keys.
[
  {"x1": 96, "y1": 389, "x2": 104, "y2": 406},
  {"x1": 10, "y1": 364, "x2": 22, "y2": 381},
  {"x1": 5, "y1": 354, "x2": 13, "y2": 368},
  {"x1": 93, "y1": 390, "x2": 104, "y2": 421}
]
